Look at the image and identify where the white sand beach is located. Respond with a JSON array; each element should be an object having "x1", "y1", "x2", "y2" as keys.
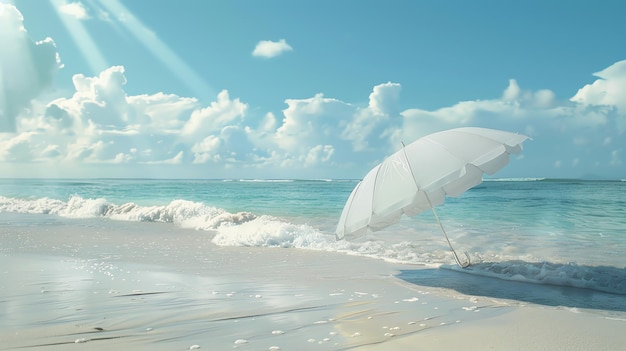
[{"x1": 1, "y1": 216, "x2": 625, "y2": 351}]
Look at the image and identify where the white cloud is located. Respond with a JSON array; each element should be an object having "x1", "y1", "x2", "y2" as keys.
[
  {"x1": 2, "y1": 66, "x2": 201, "y2": 165},
  {"x1": 0, "y1": 3, "x2": 61, "y2": 132},
  {"x1": 369, "y1": 82, "x2": 402, "y2": 116},
  {"x1": 41, "y1": 144, "x2": 61, "y2": 158},
  {"x1": 127, "y1": 92, "x2": 198, "y2": 132},
  {"x1": 274, "y1": 93, "x2": 354, "y2": 157},
  {"x1": 571, "y1": 60, "x2": 626, "y2": 112},
  {"x1": 304, "y1": 145, "x2": 335, "y2": 167},
  {"x1": 182, "y1": 90, "x2": 247, "y2": 139},
  {"x1": 2, "y1": 9, "x2": 626, "y2": 181},
  {"x1": 258, "y1": 112, "x2": 278, "y2": 133},
  {"x1": 342, "y1": 82, "x2": 402, "y2": 151},
  {"x1": 156, "y1": 151, "x2": 183, "y2": 165},
  {"x1": 3, "y1": 60, "x2": 626, "y2": 179},
  {"x1": 0, "y1": 131, "x2": 37, "y2": 161},
  {"x1": 571, "y1": 60, "x2": 626, "y2": 132},
  {"x1": 396, "y1": 73, "x2": 621, "y2": 147},
  {"x1": 502, "y1": 79, "x2": 521, "y2": 101},
  {"x1": 252, "y1": 39, "x2": 293, "y2": 58},
  {"x1": 59, "y1": 1, "x2": 90, "y2": 20},
  {"x1": 191, "y1": 135, "x2": 222, "y2": 164},
  {"x1": 501, "y1": 79, "x2": 556, "y2": 108}
]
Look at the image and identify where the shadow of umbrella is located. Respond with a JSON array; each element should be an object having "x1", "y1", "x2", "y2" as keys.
[{"x1": 397, "y1": 262, "x2": 626, "y2": 312}]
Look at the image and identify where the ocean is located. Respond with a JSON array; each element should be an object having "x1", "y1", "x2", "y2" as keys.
[{"x1": 1, "y1": 178, "x2": 625, "y2": 295}]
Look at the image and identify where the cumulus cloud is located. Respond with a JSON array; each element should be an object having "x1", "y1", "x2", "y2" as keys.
[
  {"x1": 342, "y1": 82, "x2": 402, "y2": 151},
  {"x1": 571, "y1": 60, "x2": 626, "y2": 132},
  {"x1": 182, "y1": 90, "x2": 247, "y2": 139},
  {"x1": 1, "y1": 59, "x2": 411, "y2": 177},
  {"x1": 0, "y1": 131, "x2": 37, "y2": 161},
  {"x1": 396, "y1": 72, "x2": 623, "y2": 147},
  {"x1": 3, "y1": 58, "x2": 626, "y2": 179},
  {"x1": 2, "y1": 66, "x2": 200, "y2": 164},
  {"x1": 59, "y1": 1, "x2": 90, "y2": 20},
  {"x1": 501, "y1": 79, "x2": 556, "y2": 108},
  {"x1": 252, "y1": 39, "x2": 293, "y2": 58},
  {"x1": 1, "y1": 2, "x2": 626, "y2": 179},
  {"x1": 274, "y1": 93, "x2": 353, "y2": 155},
  {"x1": 571, "y1": 60, "x2": 626, "y2": 111},
  {"x1": 0, "y1": 3, "x2": 61, "y2": 132}
]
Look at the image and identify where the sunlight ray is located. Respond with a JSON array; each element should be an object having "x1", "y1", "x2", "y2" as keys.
[
  {"x1": 96, "y1": 0, "x2": 215, "y2": 100},
  {"x1": 1, "y1": 3, "x2": 36, "y2": 132},
  {"x1": 49, "y1": 0, "x2": 108, "y2": 74},
  {"x1": 0, "y1": 67, "x2": 7, "y2": 131}
]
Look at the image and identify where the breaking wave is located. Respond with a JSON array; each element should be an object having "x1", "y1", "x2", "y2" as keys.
[
  {"x1": 1, "y1": 194, "x2": 624, "y2": 297},
  {"x1": 0, "y1": 195, "x2": 256, "y2": 230},
  {"x1": 0, "y1": 195, "x2": 349, "y2": 251}
]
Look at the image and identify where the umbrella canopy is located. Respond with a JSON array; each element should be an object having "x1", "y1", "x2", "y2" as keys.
[{"x1": 336, "y1": 127, "x2": 529, "y2": 266}]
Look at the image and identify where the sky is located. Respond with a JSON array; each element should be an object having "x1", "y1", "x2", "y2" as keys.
[{"x1": 1, "y1": 0, "x2": 625, "y2": 180}]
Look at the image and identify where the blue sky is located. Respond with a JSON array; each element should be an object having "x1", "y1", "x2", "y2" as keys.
[{"x1": 1, "y1": 0, "x2": 625, "y2": 179}]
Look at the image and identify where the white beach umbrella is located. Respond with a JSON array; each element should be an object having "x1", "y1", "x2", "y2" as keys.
[{"x1": 336, "y1": 127, "x2": 530, "y2": 268}]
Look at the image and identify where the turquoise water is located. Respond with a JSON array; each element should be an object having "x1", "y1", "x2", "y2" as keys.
[
  {"x1": 1, "y1": 178, "x2": 625, "y2": 294},
  {"x1": 0, "y1": 178, "x2": 354, "y2": 218}
]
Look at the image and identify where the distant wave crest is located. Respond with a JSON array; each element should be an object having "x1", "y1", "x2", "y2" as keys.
[
  {"x1": 484, "y1": 177, "x2": 546, "y2": 182},
  {"x1": 222, "y1": 178, "x2": 358, "y2": 183}
]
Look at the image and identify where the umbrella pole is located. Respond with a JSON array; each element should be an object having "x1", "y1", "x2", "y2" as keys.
[
  {"x1": 399, "y1": 142, "x2": 470, "y2": 268},
  {"x1": 429, "y1": 205, "x2": 471, "y2": 268}
]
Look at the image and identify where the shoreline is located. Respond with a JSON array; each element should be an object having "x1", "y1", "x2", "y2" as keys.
[{"x1": 2, "y1": 218, "x2": 625, "y2": 350}]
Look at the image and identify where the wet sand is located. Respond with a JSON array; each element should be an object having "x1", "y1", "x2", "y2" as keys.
[{"x1": 1, "y1": 217, "x2": 625, "y2": 350}]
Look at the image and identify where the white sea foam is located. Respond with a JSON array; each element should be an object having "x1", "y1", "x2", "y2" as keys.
[
  {"x1": 237, "y1": 179, "x2": 294, "y2": 183},
  {"x1": 0, "y1": 196, "x2": 66, "y2": 214},
  {"x1": 212, "y1": 214, "x2": 348, "y2": 250},
  {"x1": 0, "y1": 195, "x2": 346, "y2": 249},
  {"x1": 61, "y1": 196, "x2": 112, "y2": 218},
  {"x1": 1, "y1": 193, "x2": 624, "y2": 296},
  {"x1": 483, "y1": 177, "x2": 546, "y2": 182},
  {"x1": 0, "y1": 195, "x2": 257, "y2": 230}
]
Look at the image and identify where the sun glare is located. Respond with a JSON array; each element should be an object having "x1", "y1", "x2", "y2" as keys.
[
  {"x1": 49, "y1": 0, "x2": 108, "y2": 74},
  {"x1": 96, "y1": 0, "x2": 215, "y2": 101},
  {"x1": 1, "y1": 1, "x2": 38, "y2": 132}
]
